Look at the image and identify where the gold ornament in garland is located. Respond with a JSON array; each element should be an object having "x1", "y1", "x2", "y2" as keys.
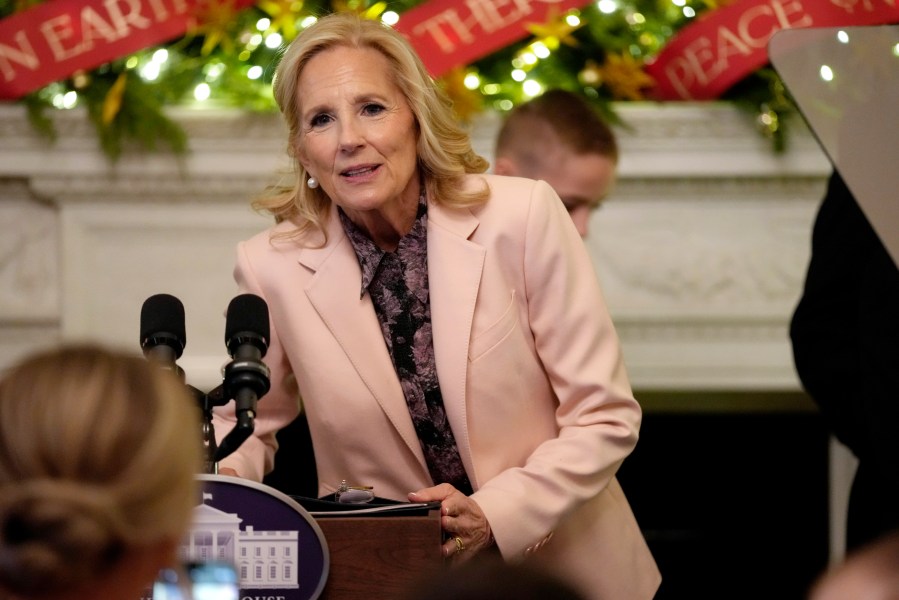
[
  {"x1": 331, "y1": 0, "x2": 387, "y2": 19},
  {"x1": 525, "y1": 6, "x2": 583, "y2": 50},
  {"x1": 102, "y1": 72, "x2": 128, "y2": 125},
  {"x1": 192, "y1": 0, "x2": 244, "y2": 56},
  {"x1": 596, "y1": 52, "x2": 655, "y2": 101},
  {"x1": 258, "y1": 0, "x2": 304, "y2": 39}
]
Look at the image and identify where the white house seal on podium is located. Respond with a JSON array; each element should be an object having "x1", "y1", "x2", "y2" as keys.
[{"x1": 168, "y1": 474, "x2": 329, "y2": 600}]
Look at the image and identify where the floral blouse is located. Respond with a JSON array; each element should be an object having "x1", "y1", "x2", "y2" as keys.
[{"x1": 339, "y1": 193, "x2": 473, "y2": 495}]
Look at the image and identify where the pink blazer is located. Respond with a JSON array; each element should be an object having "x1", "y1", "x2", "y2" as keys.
[{"x1": 214, "y1": 174, "x2": 660, "y2": 599}]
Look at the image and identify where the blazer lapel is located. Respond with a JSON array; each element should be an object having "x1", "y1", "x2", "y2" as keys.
[
  {"x1": 299, "y1": 209, "x2": 426, "y2": 468},
  {"x1": 427, "y1": 201, "x2": 484, "y2": 482}
]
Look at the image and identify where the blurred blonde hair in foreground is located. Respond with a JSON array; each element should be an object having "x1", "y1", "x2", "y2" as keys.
[
  {"x1": 809, "y1": 532, "x2": 899, "y2": 600},
  {"x1": 0, "y1": 344, "x2": 203, "y2": 599}
]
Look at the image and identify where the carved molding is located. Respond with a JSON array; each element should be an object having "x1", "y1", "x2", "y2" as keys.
[
  {"x1": 611, "y1": 175, "x2": 826, "y2": 198},
  {"x1": 0, "y1": 180, "x2": 58, "y2": 322},
  {"x1": 30, "y1": 173, "x2": 274, "y2": 204},
  {"x1": 592, "y1": 199, "x2": 822, "y2": 310}
]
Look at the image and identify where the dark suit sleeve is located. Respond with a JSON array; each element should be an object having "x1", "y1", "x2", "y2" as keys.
[{"x1": 790, "y1": 171, "x2": 899, "y2": 464}]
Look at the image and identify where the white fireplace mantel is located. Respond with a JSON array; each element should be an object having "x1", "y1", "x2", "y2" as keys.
[{"x1": 0, "y1": 102, "x2": 832, "y2": 393}]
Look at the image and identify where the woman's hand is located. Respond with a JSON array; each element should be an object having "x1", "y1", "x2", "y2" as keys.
[{"x1": 409, "y1": 483, "x2": 493, "y2": 562}]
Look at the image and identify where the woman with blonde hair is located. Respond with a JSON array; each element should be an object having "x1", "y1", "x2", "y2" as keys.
[
  {"x1": 0, "y1": 344, "x2": 203, "y2": 599},
  {"x1": 214, "y1": 12, "x2": 659, "y2": 599}
]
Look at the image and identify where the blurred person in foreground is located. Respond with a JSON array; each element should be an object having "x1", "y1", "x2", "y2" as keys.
[
  {"x1": 0, "y1": 344, "x2": 203, "y2": 600},
  {"x1": 791, "y1": 170, "x2": 899, "y2": 552},
  {"x1": 213, "y1": 12, "x2": 659, "y2": 600},
  {"x1": 493, "y1": 89, "x2": 619, "y2": 237},
  {"x1": 808, "y1": 532, "x2": 899, "y2": 600}
]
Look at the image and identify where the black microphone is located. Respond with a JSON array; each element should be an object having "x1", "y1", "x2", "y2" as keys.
[
  {"x1": 214, "y1": 293, "x2": 271, "y2": 462},
  {"x1": 140, "y1": 294, "x2": 186, "y2": 380}
]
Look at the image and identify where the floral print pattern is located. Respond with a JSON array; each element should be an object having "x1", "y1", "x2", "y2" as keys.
[{"x1": 339, "y1": 194, "x2": 473, "y2": 495}]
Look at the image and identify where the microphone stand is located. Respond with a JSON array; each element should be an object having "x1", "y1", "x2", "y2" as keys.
[
  {"x1": 212, "y1": 356, "x2": 269, "y2": 464},
  {"x1": 188, "y1": 384, "x2": 230, "y2": 474},
  {"x1": 178, "y1": 370, "x2": 266, "y2": 473},
  {"x1": 144, "y1": 355, "x2": 222, "y2": 474}
]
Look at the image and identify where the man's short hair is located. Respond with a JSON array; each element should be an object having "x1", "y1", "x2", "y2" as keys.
[{"x1": 495, "y1": 89, "x2": 619, "y2": 172}]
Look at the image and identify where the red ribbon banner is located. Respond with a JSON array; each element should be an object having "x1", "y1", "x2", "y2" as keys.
[
  {"x1": 0, "y1": 0, "x2": 594, "y2": 100},
  {"x1": 645, "y1": 0, "x2": 899, "y2": 101},
  {"x1": 0, "y1": 0, "x2": 254, "y2": 100},
  {"x1": 395, "y1": 0, "x2": 592, "y2": 78}
]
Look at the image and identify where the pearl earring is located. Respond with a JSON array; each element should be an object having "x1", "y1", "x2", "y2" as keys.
[{"x1": 306, "y1": 176, "x2": 319, "y2": 189}]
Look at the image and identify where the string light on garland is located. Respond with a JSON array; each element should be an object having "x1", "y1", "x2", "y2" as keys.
[
  {"x1": 194, "y1": 82, "x2": 212, "y2": 102},
  {"x1": 51, "y1": 90, "x2": 78, "y2": 110},
  {"x1": 596, "y1": 0, "x2": 617, "y2": 15},
  {"x1": 532, "y1": 42, "x2": 551, "y2": 60},
  {"x1": 522, "y1": 79, "x2": 543, "y2": 97},
  {"x1": 518, "y1": 49, "x2": 538, "y2": 68},
  {"x1": 136, "y1": 49, "x2": 170, "y2": 82},
  {"x1": 436, "y1": 67, "x2": 484, "y2": 122},
  {"x1": 579, "y1": 59, "x2": 602, "y2": 87}
]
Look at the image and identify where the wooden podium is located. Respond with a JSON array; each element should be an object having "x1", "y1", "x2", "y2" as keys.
[{"x1": 316, "y1": 511, "x2": 444, "y2": 599}]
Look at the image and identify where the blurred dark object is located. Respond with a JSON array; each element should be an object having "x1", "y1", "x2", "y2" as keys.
[
  {"x1": 617, "y1": 397, "x2": 829, "y2": 600},
  {"x1": 791, "y1": 171, "x2": 899, "y2": 551},
  {"x1": 400, "y1": 555, "x2": 587, "y2": 600},
  {"x1": 262, "y1": 413, "x2": 318, "y2": 498}
]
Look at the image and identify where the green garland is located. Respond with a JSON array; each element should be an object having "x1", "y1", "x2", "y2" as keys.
[{"x1": 3, "y1": 0, "x2": 798, "y2": 159}]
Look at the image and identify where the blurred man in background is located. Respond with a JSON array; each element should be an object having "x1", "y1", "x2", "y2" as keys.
[{"x1": 494, "y1": 89, "x2": 619, "y2": 237}]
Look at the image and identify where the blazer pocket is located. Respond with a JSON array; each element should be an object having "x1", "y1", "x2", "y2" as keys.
[{"x1": 469, "y1": 290, "x2": 520, "y2": 362}]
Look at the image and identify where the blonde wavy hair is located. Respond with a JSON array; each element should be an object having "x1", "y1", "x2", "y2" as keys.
[
  {"x1": 0, "y1": 344, "x2": 202, "y2": 596},
  {"x1": 256, "y1": 12, "x2": 490, "y2": 244}
]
